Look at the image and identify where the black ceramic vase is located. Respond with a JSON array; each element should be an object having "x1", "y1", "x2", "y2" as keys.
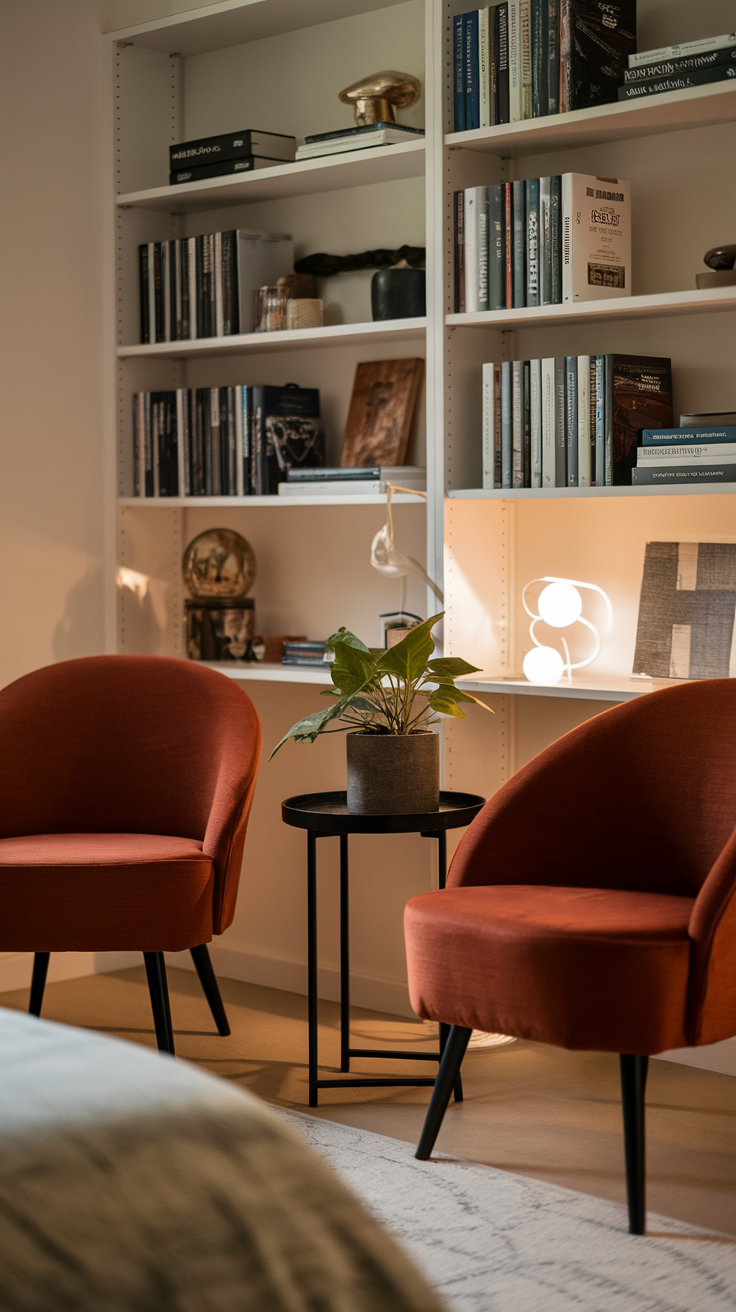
[
  {"x1": 346, "y1": 731, "x2": 439, "y2": 814},
  {"x1": 371, "y1": 267, "x2": 426, "y2": 321}
]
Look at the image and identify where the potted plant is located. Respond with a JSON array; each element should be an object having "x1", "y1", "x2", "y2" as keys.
[{"x1": 269, "y1": 613, "x2": 485, "y2": 814}]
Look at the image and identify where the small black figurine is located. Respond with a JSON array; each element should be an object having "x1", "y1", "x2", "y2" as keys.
[{"x1": 696, "y1": 245, "x2": 736, "y2": 290}]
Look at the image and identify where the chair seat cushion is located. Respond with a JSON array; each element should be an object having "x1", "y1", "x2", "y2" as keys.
[
  {"x1": 404, "y1": 885, "x2": 695, "y2": 1054},
  {"x1": 0, "y1": 834, "x2": 214, "y2": 952}
]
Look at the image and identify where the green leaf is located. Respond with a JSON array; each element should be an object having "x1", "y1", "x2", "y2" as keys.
[
  {"x1": 326, "y1": 626, "x2": 370, "y2": 654},
  {"x1": 427, "y1": 690, "x2": 470, "y2": 718},
  {"x1": 426, "y1": 656, "x2": 481, "y2": 678},
  {"x1": 329, "y1": 641, "x2": 377, "y2": 696},
  {"x1": 268, "y1": 691, "x2": 358, "y2": 760},
  {"x1": 377, "y1": 612, "x2": 444, "y2": 682}
]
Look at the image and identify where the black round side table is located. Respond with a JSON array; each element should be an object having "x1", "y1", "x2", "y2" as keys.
[{"x1": 281, "y1": 790, "x2": 486, "y2": 1107}]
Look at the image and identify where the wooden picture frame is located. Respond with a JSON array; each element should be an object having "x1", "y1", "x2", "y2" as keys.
[{"x1": 340, "y1": 359, "x2": 423, "y2": 467}]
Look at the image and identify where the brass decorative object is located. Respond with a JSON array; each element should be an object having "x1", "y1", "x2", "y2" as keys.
[
  {"x1": 182, "y1": 528, "x2": 257, "y2": 662},
  {"x1": 338, "y1": 70, "x2": 421, "y2": 127}
]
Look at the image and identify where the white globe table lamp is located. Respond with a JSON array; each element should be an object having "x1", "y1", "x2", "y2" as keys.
[{"x1": 522, "y1": 577, "x2": 613, "y2": 686}]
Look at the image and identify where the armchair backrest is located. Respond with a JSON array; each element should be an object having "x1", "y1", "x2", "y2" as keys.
[
  {"x1": 450, "y1": 679, "x2": 736, "y2": 900},
  {"x1": 0, "y1": 656, "x2": 262, "y2": 933}
]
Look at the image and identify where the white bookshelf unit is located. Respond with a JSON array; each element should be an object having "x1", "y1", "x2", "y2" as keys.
[{"x1": 103, "y1": 0, "x2": 736, "y2": 1035}]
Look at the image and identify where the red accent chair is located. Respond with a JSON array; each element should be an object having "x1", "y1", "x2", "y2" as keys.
[
  {"x1": 404, "y1": 679, "x2": 736, "y2": 1234},
  {"x1": 0, "y1": 656, "x2": 261, "y2": 1055}
]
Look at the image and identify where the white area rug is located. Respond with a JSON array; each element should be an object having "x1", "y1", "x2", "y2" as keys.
[{"x1": 283, "y1": 1112, "x2": 736, "y2": 1312}]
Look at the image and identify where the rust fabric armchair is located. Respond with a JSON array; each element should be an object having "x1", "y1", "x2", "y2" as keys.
[
  {"x1": 404, "y1": 679, "x2": 736, "y2": 1234},
  {"x1": 0, "y1": 656, "x2": 261, "y2": 1055}
]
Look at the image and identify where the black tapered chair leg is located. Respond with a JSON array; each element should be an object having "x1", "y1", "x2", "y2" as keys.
[
  {"x1": 190, "y1": 943, "x2": 230, "y2": 1036},
  {"x1": 620, "y1": 1053, "x2": 649, "y2": 1235},
  {"x1": 416, "y1": 1025, "x2": 472, "y2": 1160},
  {"x1": 29, "y1": 953, "x2": 50, "y2": 1017},
  {"x1": 143, "y1": 952, "x2": 175, "y2": 1055},
  {"x1": 439, "y1": 1021, "x2": 464, "y2": 1103}
]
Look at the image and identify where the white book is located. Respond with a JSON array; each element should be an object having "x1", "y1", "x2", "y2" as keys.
[
  {"x1": 482, "y1": 362, "x2": 495, "y2": 488},
  {"x1": 561, "y1": 173, "x2": 631, "y2": 304},
  {"x1": 175, "y1": 389, "x2": 186, "y2": 497},
  {"x1": 235, "y1": 230, "x2": 294, "y2": 333},
  {"x1": 508, "y1": 0, "x2": 523, "y2": 122},
  {"x1": 638, "y1": 442, "x2": 736, "y2": 460},
  {"x1": 530, "y1": 359, "x2": 542, "y2": 488},
  {"x1": 234, "y1": 386, "x2": 244, "y2": 497},
  {"x1": 464, "y1": 188, "x2": 488, "y2": 313},
  {"x1": 479, "y1": 8, "x2": 491, "y2": 129},
  {"x1": 629, "y1": 32, "x2": 736, "y2": 69},
  {"x1": 577, "y1": 355, "x2": 591, "y2": 487},
  {"x1": 187, "y1": 236, "x2": 197, "y2": 339},
  {"x1": 278, "y1": 479, "x2": 426, "y2": 496},
  {"x1": 541, "y1": 358, "x2": 556, "y2": 488},
  {"x1": 637, "y1": 450, "x2": 736, "y2": 465}
]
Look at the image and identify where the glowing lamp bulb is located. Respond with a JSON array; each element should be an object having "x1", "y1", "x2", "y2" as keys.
[
  {"x1": 537, "y1": 582, "x2": 582, "y2": 629},
  {"x1": 522, "y1": 645, "x2": 565, "y2": 685}
]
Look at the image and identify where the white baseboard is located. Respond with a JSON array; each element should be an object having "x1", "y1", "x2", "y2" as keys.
[
  {"x1": 164, "y1": 944, "x2": 415, "y2": 1019},
  {"x1": 0, "y1": 951, "x2": 140, "y2": 995},
  {"x1": 656, "y1": 1038, "x2": 736, "y2": 1077}
]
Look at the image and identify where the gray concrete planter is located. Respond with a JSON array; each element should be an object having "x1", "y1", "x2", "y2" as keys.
[{"x1": 346, "y1": 731, "x2": 440, "y2": 815}]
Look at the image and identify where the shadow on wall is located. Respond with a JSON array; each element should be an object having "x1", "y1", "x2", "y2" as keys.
[{"x1": 51, "y1": 561, "x2": 105, "y2": 662}]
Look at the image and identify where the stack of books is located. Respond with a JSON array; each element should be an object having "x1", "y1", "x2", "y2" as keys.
[
  {"x1": 132, "y1": 384, "x2": 323, "y2": 498},
  {"x1": 456, "y1": 172, "x2": 630, "y2": 311},
  {"x1": 169, "y1": 129, "x2": 296, "y2": 185},
  {"x1": 279, "y1": 466, "x2": 426, "y2": 496},
  {"x1": 138, "y1": 229, "x2": 292, "y2": 342},
  {"x1": 282, "y1": 641, "x2": 331, "y2": 668},
  {"x1": 482, "y1": 353, "x2": 672, "y2": 489},
  {"x1": 633, "y1": 427, "x2": 736, "y2": 486},
  {"x1": 295, "y1": 123, "x2": 424, "y2": 161},
  {"x1": 618, "y1": 33, "x2": 736, "y2": 101},
  {"x1": 452, "y1": 2, "x2": 635, "y2": 129}
]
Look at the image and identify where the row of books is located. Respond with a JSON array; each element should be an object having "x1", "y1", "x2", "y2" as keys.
[
  {"x1": 482, "y1": 353, "x2": 673, "y2": 488},
  {"x1": 169, "y1": 129, "x2": 296, "y2": 186},
  {"x1": 456, "y1": 172, "x2": 631, "y2": 312},
  {"x1": 132, "y1": 384, "x2": 322, "y2": 499},
  {"x1": 619, "y1": 31, "x2": 736, "y2": 101},
  {"x1": 138, "y1": 229, "x2": 293, "y2": 343},
  {"x1": 632, "y1": 425, "x2": 736, "y2": 486},
  {"x1": 452, "y1": 2, "x2": 634, "y2": 130}
]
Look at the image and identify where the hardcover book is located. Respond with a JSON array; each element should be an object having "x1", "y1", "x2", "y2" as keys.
[
  {"x1": 633, "y1": 541, "x2": 736, "y2": 678},
  {"x1": 252, "y1": 384, "x2": 324, "y2": 496},
  {"x1": 563, "y1": 0, "x2": 636, "y2": 110},
  {"x1": 618, "y1": 65, "x2": 736, "y2": 100},
  {"x1": 341, "y1": 360, "x2": 424, "y2": 468},
  {"x1": 170, "y1": 129, "x2": 296, "y2": 167},
  {"x1": 608, "y1": 354, "x2": 673, "y2": 484},
  {"x1": 562, "y1": 173, "x2": 631, "y2": 303}
]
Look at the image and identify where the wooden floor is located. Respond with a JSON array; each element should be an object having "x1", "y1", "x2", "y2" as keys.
[{"x1": 2, "y1": 964, "x2": 734, "y2": 1238}]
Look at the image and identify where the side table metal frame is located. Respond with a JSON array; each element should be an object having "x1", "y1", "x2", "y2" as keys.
[{"x1": 282, "y1": 791, "x2": 486, "y2": 1108}]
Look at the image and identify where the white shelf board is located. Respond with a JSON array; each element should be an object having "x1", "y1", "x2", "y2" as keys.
[
  {"x1": 108, "y1": 0, "x2": 413, "y2": 57},
  {"x1": 118, "y1": 492, "x2": 422, "y2": 507},
  {"x1": 201, "y1": 661, "x2": 332, "y2": 685},
  {"x1": 448, "y1": 484, "x2": 736, "y2": 501},
  {"x1": 447, "y1": 287, "x2": 736, "y2": 331},
  {"x1": 446, "y1": 80, "x2": 736, "y2": 158},
  {"x1": 458, "y1": 672, "x2": 680, "y2": 703},
  {"x1": 117, "y1": 141, "x2": 425, "y2": 214},
  {"x1": 117, "y1": 317, "x2": 426, "y2": 360}
]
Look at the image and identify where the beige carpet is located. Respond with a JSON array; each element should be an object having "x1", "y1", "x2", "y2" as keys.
[{"x1": 0, "y1": 963, "x2": 733, "y2": 1239}]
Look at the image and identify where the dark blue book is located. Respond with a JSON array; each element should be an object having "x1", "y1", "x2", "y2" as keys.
[
  {"x1": 642, "y1": 426, "x2": 736, "y2": 445},
  {"x1": 454, "y1": 15, "x2": 465, "y2": 130},
  {"x1": 525, "y1": 177, "x2": 540, "y2": 307},
  {"x1": 512, "y1": 180, "x2": 526, "y2": 307},
  {"x1": 496, "y1": 3, "x2": 510, "y2": 123},
  {"x1": 489, "y1": 184, "x2": 505, "y2": 310},
  {"x1": 532, "y1": 0, "x2": 549, "y2": 117},
  {"x1": 565, "y1": 356, "x2": 578, "y2": 486},
  {"x1": 501, "y1": 360, "x2": 512, "y2": 488},
  {"x1": 465, "y1": 11, "x2": 480, "y2": 130}
]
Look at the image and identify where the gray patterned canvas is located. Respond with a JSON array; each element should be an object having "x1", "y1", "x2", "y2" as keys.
[{"x1": 633, "y1": 541, "x2": 736, "y2": 679}]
